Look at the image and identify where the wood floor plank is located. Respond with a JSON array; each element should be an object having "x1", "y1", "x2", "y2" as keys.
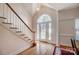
[{"x1": 18, "y1": 41, "x2": 55, "y2": 55}]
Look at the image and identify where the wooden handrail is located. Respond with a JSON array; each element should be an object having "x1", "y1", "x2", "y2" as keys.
[{"x1": 5, "y1": 3, "x2": 35, "y2": 33}]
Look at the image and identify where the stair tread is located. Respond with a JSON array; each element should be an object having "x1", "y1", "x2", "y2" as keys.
[
  {"x1": 24, "y1": 37, "x2": 28, "y2": 38},
  {"x1": 16, "y1": 31, "x2": 22, "y2": 33},
  {"x1": 0, "y1": 16, "x2": 7, "y2": 19},
  {"x1": 20, "y1": 34, "x2": 25, "y2": 36},
  {"x1": 10, "y1": 27, "x2": 18, "y2": 29},
  {"x1": 2, "y1": 22, "x2": 12, "y2": 24}
]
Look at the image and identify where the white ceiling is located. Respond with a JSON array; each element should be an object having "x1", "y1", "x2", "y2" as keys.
[
  {"x1": 21, "y1": 3, "x2": 79, "y2": 16},
  {"x1": 44, "y1": 3, "x2": 79, "y2": 11},
  {"x1": 20, "y1": 3, "x2": 40, "y2": 16},
  {"x1": 12, "y1": 3, "x2": 79, "y2": 17}
]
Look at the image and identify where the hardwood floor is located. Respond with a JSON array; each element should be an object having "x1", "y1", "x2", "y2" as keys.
[{"x1": 18, "y1": 41, "x2": 55, "y2": 55}]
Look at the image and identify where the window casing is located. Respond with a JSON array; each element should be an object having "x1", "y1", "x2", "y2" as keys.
[{"x1": 75, "y1": 19, "x2": 79, "y2": 40}]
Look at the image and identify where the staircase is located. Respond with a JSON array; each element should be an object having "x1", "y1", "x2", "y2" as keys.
[{"x1": 0, "y1": 3, "x2": 35, "y2": 45}]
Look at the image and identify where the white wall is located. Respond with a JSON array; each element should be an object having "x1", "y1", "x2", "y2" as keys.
[
  {"x1": 59, "y1": 7, "x2": 79, "y2": 46},
  {"x1": 32, "y1": 5, "x2": 57, "y2": 44},
  {"x1": 32, "y1": 5, "x2": 79, "y2": 47},
  {"x1": 0, "y1": 24, "x2": 32, "y2": 55},
  {"x1": 59, "y1": 19, "x2": 75, "y2": 46}
]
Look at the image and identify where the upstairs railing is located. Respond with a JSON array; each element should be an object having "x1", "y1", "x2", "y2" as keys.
[{"x1": 0, "y1": 3, "x2": 35, "y2": 43}]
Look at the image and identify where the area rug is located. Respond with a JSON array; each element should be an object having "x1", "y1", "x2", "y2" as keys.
[
  {"x1": 61, "y1": 49, "x2": 74, "y2": 55},
  {"x1": 53, "y1": 47, "x2": 75, "y2": 55}
]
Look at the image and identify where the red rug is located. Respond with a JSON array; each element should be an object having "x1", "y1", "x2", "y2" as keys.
[
  {"x1": 53, "y1": 47, "x2": 75, "y2": 55},
  {"x1": 61, "y1": 49, "x2": 74, "y2": 55}
]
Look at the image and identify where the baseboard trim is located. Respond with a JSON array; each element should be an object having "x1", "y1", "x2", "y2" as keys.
[
  {"x1": 39, "y1": 40, "x2": 73, "y2": 49},
  {"x1": 39, "y1": 40, "x2": 56, "y2": 46}
]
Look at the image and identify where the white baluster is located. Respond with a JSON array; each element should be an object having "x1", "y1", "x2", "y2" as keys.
[
  {"x1": 1, "y1": 4, "x2": 7, "y2": 24},
  {"x1": 7, "y1": 5, "x2": 12, "y2": 24},
  {"x1": 10, "y1": 13, "x2": 17, "y2": 29},
  {"x1": 0, "y1": 4, "x2": 6, "y2": 19},
  {"x1": 0, "y1": 4, "x2": 4, "y2": 23}
]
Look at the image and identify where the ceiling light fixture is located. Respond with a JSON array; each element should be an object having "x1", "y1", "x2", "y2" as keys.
[{"x1": 36, "y1": 7, "x2": 40, "y2": 11}]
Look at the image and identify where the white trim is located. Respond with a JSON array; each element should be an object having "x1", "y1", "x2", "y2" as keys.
[
  {"x1": 56, "y1": 10, "x2": 59, "y2": 46},
  {"x1": 59, "y1": 17, "x2": 75, "y2": 21},
  {"x1": 59, "y1": 34, "x2": 74, "y2": 37}
]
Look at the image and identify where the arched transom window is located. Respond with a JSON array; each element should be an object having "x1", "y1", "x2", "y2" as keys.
[{"x1": 37, "y1": 14, "x2": 52, "y2": 40}]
